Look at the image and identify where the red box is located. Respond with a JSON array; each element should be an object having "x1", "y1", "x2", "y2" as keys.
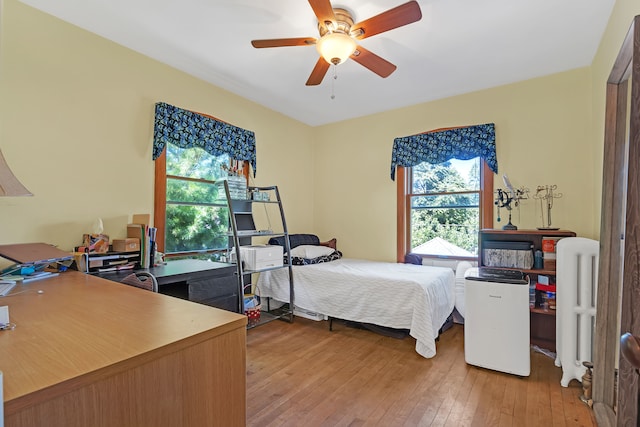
[
  {"x1": 542, "y1": 238, "x2": 558, "y2": 253},
  {"x1": 535, "y1": 283, "x2": 557, "y2": 293}
]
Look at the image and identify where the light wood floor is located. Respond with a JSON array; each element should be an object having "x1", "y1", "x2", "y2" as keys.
[{"x1": 247, "y1": 317, "x2": 596, "y2": 427}]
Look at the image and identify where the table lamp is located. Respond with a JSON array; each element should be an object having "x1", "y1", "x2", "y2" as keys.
[{"x1": 0, "y1": 148, "x2": 31, "y2": 196}]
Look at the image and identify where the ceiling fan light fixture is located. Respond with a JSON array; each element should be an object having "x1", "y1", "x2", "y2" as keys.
[{"x1": 316, "y1": 32, "x2": 356, "y2": 65}]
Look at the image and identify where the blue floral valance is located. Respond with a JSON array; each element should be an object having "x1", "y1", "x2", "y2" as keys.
[
  {"x1": 153, "y1": 102, "x2": 257, "y2": 176},
  {"x1": 390, "y1": 123, "x2": 497, "y2": 180}
]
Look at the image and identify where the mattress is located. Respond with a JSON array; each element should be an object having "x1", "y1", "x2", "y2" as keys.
[{"x1": 257, "y1": 258, "x2": 455, "y2": 358}]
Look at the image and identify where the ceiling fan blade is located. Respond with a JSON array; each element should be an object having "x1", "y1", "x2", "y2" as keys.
[
  {"x1": 350, "y1": 45, "x2": 397, "y2": 78},
  {"x1": 306, "y1": 57, "x2": 330, "y2": 86},
  {"x1": 351, "y1": 1, "x2": 422, "y2": 40},
  {"x1": 251, "y1": 37, "x2": 316, "y2": 48},
  {"x1": 308, "y1": 0, "x2": 337, "y2": 31}
]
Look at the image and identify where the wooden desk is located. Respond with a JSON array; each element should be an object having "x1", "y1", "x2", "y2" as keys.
[{"x1": 0, "y1": 271, "x2": 247, "y2": 427}]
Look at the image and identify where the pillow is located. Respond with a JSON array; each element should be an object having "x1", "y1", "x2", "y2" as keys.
[
  {"x1": 319, "y1": 238, "x2": 337, "y2": 250},
  {"x1": 290, "y1": 245, "x2": 335, "y2": 259},
  {"x1": 289, "y1": 250, "x2": 342, "y2": 266},
  {"x1": 268, "y1": 234, "x2": 319, "y2": 249},
  {"x1": 404, "y1": 253, "x2": 422, "y2": 265}
]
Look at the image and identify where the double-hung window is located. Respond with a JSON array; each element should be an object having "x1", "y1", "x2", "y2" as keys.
[
  {"x1": 152, "y1": 102, "x2": 255, "y2": 260},
  {"x1": 393, "y1": 124, "x2": 496, "y2": 262},
  {"x1": 398, "y1": 159, "x2": 493, "y2": 261}
]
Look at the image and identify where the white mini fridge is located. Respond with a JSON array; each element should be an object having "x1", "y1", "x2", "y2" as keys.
[{"x1": 464, "y1": 267, "x2": 530, "y2": 376}]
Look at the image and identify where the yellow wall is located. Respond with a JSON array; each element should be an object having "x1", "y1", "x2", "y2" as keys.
[
  {"x1": 1, "y1": 0, "x2": 636, "y2": 262},
  {"x1": 313, "y1": 69, "x2": 593, "y2": 260},
  {"x1": 0, "y1": 0, "x2": 315, "y2": 252}
]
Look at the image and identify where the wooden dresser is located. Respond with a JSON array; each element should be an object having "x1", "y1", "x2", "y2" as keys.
[{"x1": 0, "y1": 271, "x2": 247, "y2": 426}]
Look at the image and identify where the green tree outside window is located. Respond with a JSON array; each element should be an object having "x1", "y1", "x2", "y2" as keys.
[{"x1": 410, "y1": 158, "x2": 480, "y2": 256}]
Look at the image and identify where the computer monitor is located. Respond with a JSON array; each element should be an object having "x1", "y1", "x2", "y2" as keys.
[{"x1": 234, "y1": 212, "x2": 256, "y2": 232}]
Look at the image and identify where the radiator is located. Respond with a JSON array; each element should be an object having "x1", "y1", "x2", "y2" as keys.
[{"x1": 554, "y1": 237, "x2": 599, "y2": 387}]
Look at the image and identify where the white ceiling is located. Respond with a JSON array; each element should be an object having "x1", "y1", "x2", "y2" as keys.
[{"x1": 20, "y1": 0, "x2": 615, "y2": 126}]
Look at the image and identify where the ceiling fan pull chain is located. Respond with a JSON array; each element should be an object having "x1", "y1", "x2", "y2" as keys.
[{"x1": 331, "y1": 64, "x2": 337, "y2": 100}]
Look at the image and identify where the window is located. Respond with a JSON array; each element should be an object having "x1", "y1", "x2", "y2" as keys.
[
  {"x1": 154, "y1": 145, "x2": 246, "y2": 259},
  {"x1": 396, "y1": 159, "x2": 493, "y2": 261}
]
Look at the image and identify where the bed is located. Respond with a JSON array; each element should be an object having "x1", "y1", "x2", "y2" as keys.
[{"x1": 256, "y1": 234, "x2": 455, "y2": 359}]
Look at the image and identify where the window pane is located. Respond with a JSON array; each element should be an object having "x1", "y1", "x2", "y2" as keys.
[
  {"x1": 166, "y1": 145, "x2": 229, "y2": 180},
  {"x1": 165, "y1": 145, "x2": 234, "y2": 255},
  {"x1": 409, "y1": 157, "x2": 481, "y2": 258},
  {"x1": 411, "y1": 158, "x2": 480, "y2": 194},
  {"x1": 411, "y1": 193, "x2": 479, "y2": 209},
  {"x1": 410, "y1": 207, "x2": 479, "y2": 256},
  {"x1": 165, "y1": 205, "x2": 229, "y2": 253},
  {"x1": 167, "y1": 178, "x2": 224, "y2": 204}
]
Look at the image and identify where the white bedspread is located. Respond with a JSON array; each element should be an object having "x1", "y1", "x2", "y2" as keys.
[{"x1": 256, "y1": 258, "x2": 455, "y2": 358}]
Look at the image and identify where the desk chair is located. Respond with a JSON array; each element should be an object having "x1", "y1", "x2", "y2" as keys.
[{"x1": 120, "y1": 272, "x2": 158, "y2": 292}]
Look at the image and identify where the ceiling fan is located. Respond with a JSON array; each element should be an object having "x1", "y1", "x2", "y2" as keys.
[{"x1": 251, "y1": 0, "x2": 422, "y2": 86}]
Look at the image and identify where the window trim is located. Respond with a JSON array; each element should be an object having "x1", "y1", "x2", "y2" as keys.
[
  {"x1": 396, "y1": 161, "x2": 493, "y2": 262},
  {"x1": 154, "y1": 150, "x2": 167, "y2": 253}
]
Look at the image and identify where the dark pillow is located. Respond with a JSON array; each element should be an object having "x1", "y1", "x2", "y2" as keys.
[
  {"x1": 269, "y1": 234, "x2": 320, "y2": 249},
  {"x1": 404, "y1": 253, "x2": 422, "y2": 265},
  {"x1": 319, "y1": 238, "x2": 337, "y2": 250}
]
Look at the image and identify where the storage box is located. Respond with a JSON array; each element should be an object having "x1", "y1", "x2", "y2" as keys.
[
  {"x1": 220, "y1": 176, "x2": 248, "y2": 200},
  {"x1": 482, "y1": 240, "x2": 534, "y2": 269},
  {"x1": 112, "y1": 238, "x2": 140, "y2": 252},
  {"x1": 542, "y1": 237, "x2": 562, "y2": 269},
  {"x1": 132, "y1": 214, "x2": 150, "y2": 226},
  {"x1": 127, "y1": 224, "x2": 145, "y2": 240},
  {"x1": 239, "y1": 245, "x2": 283, "y2": 270}
]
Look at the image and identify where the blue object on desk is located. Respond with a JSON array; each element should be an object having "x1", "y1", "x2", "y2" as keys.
[{"x1": 20, "y1": 266, "x2": 35, "y2": 275}]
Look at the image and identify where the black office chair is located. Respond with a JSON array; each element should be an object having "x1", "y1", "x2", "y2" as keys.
[{"x1": 120, "y1": 271, "x2": 158, "y2": 292}]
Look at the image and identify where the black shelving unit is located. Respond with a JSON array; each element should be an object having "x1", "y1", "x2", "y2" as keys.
[{"x1": 220, "y1": 182, "x2": 294, "y2": 328}]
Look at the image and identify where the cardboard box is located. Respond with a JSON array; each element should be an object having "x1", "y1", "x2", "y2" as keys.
[
  {"x1": 132, "y1": 214, "x2": 150, "y2": 225},
  {"x1": 127, "y1": 224, "x2": 145, "y2": 240},
  {"x1": 112, "y1": 238, "x2": 140, "y2": 253},
  {"x1": 127, "y1": 214, "x2": 151, "y2": 240},
  {"x1": 239, "y1": 245, "x2": 283, "y2": 270}
]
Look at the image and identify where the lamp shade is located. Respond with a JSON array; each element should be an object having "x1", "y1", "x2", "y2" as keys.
[
  {"x1": 316, "y1": 32, "x2": 357, "y2": 65},
  {"x1": 0, "y1": 149, "x2": 32, "y2": 196}
]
